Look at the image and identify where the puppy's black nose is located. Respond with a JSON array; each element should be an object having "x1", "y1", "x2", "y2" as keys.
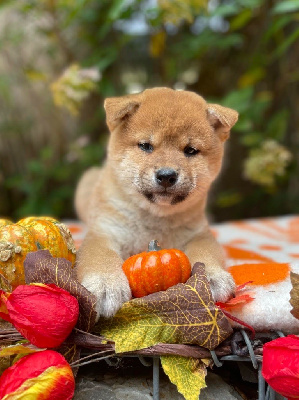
[{"x1": 156, "y1": 168, "x2": 178, "y2": 188}]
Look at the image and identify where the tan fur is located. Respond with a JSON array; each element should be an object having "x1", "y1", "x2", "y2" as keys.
[{"x1": 75, "y1": 87, "x2": 238, "y2": 318}]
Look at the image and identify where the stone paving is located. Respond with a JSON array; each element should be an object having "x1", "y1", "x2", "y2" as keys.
[{"x1": 74, "y1": 358, "x2": 244, "y2": 400}]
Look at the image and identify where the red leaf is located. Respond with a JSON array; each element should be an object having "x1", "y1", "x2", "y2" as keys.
[
  {"x1": 236, "y1": 281, "x2": 253, "y2": 291},
  {"x1": 216, "y1": 293, "x2": 254, "y2": 310}
]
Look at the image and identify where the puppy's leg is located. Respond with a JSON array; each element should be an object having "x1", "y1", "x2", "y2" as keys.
[
  {"x1": 76, "y1": 231, "x2": 131, "y2": 318},
  {"x1": 185, "y1": 230, "x2": 235, "y2": 302}
]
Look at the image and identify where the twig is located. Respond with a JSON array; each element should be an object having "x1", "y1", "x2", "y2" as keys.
[
  {"x1": 0, "y1": 328, "x2": 265, "y2": 361},
  {"x1": 70, "y1": 353, "x2": 115, "y2": 368},
  {"x1": 68, "y1": 331, "x2": 234, "y2": 359},
  {"x1": 70, "y1": 349, "x2": 115, "y2": 366}
]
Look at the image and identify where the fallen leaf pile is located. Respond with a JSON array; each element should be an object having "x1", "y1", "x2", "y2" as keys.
[
  {"x1": 99, "y1": 262, "x2": 232, "y2": 400},
  {"x1": 100, "y1": 262, "x2": 232, "y2": 353}
]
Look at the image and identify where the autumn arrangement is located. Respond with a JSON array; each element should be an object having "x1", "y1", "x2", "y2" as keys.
[{"x1": 0, "y1": 217, "x2": 299, "y2": 400}]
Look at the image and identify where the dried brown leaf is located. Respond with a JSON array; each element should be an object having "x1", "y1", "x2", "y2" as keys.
[
  {"x1": 58, "y1": 344, "x2": 81, "y2": 377},
  {"x1": 24, "y1": 250, "x2": 97, "y2": 332},
  {"x1": 0, "y1": 353, "x2": 11, "y2": 377},
  {"x1": 290, "y1": 271, "x2": 299, "y2": 320},
  {"x1": 0, "y1": 273, "x2": 12, "y2": 292}
]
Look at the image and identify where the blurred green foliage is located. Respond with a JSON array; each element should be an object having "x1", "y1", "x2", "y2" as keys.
[{"x1": 0, "y1": 0, "x2": 298, "y2": 221}]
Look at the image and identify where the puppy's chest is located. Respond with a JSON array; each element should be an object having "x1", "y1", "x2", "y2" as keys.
[{"x1": 116, "y1": 217, "x2": 194, "y2": 259}]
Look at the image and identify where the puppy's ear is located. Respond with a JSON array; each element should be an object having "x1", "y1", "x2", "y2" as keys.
[
  {"x1": 207, "y1": 104, "x2": 238, "y2": 141},
  {"x1": 104, "y1": 94, "x2": 141, "y2": 131}
]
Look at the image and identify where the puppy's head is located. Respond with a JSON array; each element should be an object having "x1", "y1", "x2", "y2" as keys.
[{"x1": 104, "y1": 88, "x2": 238, "y2": 215}]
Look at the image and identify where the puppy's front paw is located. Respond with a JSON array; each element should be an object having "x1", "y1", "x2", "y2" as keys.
[
  {"x1": 208, "y1": 269, "x2": 235, "y2": 303},
  {"x1": 81, "y1": 271, "x2": 132, "y2": 319}
]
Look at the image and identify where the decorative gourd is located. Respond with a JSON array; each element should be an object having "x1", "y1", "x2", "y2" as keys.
[
  {"x1": 18, "y1": 217, "x2": 76, "y2": 265},
  {"x1": 122, "y1": 240, "x2": 191, "y2": 298},
  {"x1": 0, "y1": 217, "x2": 76, "y2": 289},
  {"x1": 0, "y1": 219, "x2": 12, "y2": 228}
]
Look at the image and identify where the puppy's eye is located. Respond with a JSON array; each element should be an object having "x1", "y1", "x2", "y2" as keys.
[
  {"x1": 138, "y1": 142, "x2": 153, "y2": 153},
  {"x1": 184, "y1": 146, "x2": 200, "y2": 157}
]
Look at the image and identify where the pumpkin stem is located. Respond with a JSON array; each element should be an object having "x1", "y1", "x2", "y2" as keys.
[{"x1": 148, "y1": 240, "x2": 161, "y2": 252}]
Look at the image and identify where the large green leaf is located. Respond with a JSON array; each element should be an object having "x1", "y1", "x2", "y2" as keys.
[
  {"x1": 271, "y1": 28, "x2": 299, "y2": 58},
  {"x1": 230, "y1": 9, "x2": 253, "y2": 31},
  {"x1": 272, "y1": 1, "x2": 299, "y2": 14}
]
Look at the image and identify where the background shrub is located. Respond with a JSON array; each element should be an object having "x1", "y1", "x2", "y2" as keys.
[{"x1": 0, "y1": 0, "x2": 298, "y2": 221}]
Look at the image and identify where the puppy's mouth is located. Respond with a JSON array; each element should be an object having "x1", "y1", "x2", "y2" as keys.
[{"x1": 143, "y1": 190, "x2": 188, "y2": 205}]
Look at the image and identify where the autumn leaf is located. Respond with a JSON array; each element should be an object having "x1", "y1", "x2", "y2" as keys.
[
  {"x1": 216, "y1": 294, "x2": 254, "y2": 310},
  {"x1": 150, "y1": 31, "x2": 166, "y2": 58},
  {"x1": 24, "y1": 250, "x2": 97, "y2": 332},
  {"x1": 0, "y1": 290, "x2": 11, "y2": 323},
  {"x1": 158, "y1": 0, "x2": 208, "y2": 24},
  {"x1": 0, "y1": 354, "x2": 11, "y2": 377},
  {"x1": 161, "y1": 355, "x2": 208, "y2": 400},
  {"x1": 0, "y1": 339, "x2": 43, "y2": 376},
  {"x1": 99, "y1": 263, "x2": 232, "y2": 353},
  {"x1": 290, "y1": 272, "x2": 299, "y2": 320},
  {"x1": 0, "y1": 274, "x2": 12, "y2": 293},
  {"x1": 0, "y1": 343, "x2": 42, "y2": 357},
  {"x1": 0, "y1": 343, "x2": 46, "y2": 366},
  {"x1": 57, "y1": 343, "x2": 81, "y2": 377}
]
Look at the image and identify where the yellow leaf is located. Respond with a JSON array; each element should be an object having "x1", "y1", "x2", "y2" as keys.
[
  {"x1": 158, "y1": 0, "x2": 208, "y2": 24},
  {"x1": 150, "y1": 31, "x2": 166, "y2": 58},
  {"x1": 238, "y1": 67, "x2": 265, "y2": 88},
  {"x1": 50, "y1": 64, "x2": 100, "y2": 116},
  {"x1": 161, "y1": 355, "x2": 207, "y2": 400},
  {"x1": 0, "y1": 344, "x2": 42, "y2": 358},
  {"x1": 25, "y1": 70, "x2": 48, "y2": 82}
]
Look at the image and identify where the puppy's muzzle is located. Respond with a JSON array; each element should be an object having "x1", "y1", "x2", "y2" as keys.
[{"x1": 155, "y1": 168, "x2": 178, "y2": 189}]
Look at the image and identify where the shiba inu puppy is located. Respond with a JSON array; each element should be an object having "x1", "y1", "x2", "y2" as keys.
[{"x1": 75, "y1": 87, "x2": 238, "y2": 318}]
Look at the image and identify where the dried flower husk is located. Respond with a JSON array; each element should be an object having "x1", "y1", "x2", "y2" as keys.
[
  {"x1": 262, "y1": 335, "x2": 299, "y2": 400},
  {"x1": 1, "y1": 283, "x2": 79, "y2": 348},
  {"x1": 0, "y1": 350, "x2": 75, "y2": 399}
]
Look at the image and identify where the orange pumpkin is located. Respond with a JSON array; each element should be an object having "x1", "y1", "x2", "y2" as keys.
[
  {"x1": 0, "y1": 217, "x2": 76, "y2": 289},
  {"x1": 122, "y1": 240, "x2": 191, "y2": 298}
]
